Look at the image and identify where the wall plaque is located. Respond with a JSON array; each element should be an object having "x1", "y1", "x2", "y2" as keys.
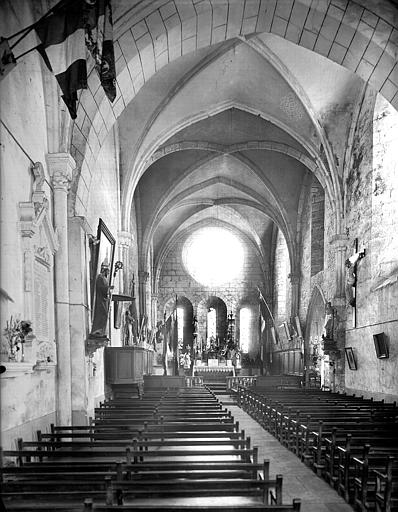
[{"x1": 34, "y1": 259, "x2": 49, "y2": 341}]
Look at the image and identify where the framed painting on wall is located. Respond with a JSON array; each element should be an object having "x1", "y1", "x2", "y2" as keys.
[{"x1": 345, "y1": 347, "x2": 357, "y2": 370}]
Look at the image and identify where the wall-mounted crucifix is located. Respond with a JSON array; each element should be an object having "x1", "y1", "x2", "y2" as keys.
[{"x1": 345, "y1": 238, "x2": 366, "y2": 327}]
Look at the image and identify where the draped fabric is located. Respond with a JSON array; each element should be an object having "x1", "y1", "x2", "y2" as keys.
[
  {"x1": 35, "y1": 0, "x2": 86, "y2": 118},
  {"x1": 35, "y1": 0, "x2": 116, "y2": 119}
]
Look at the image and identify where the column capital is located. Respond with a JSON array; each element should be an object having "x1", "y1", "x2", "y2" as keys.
[
  {"x1": 46, "y1": 153, "x2": 75, "y2": 191},
  {"x1": 138, "y1": 270, "x2": 149, "y2": 283},
  {"x1": 118, "y1": 230, "x2": 133, "y2": 248},
  {"x1": 330, "y1": 234, "x2": 349, "y2": 249}
]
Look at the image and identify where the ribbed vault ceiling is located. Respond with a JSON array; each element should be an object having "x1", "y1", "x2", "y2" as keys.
[{"x1": 122, "y1": 33, "x2": 363, "y2": 272}]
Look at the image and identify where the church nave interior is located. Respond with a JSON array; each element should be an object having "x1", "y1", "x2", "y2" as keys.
[{"x1": 1, "y1": 0, "x2": 398, "y2": 510}]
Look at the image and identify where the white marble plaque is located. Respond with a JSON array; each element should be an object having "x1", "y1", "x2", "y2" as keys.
[{"x1": 34, "y1": 260, "x2": 49, "y2": 341}]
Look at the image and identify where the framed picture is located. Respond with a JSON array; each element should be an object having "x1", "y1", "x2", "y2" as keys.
[
  {"x1": 345, "y1": 347, "x2": 357, "y2": 370},
  {"x1": 91, "y1": 219, "x2": 116, "y2": 318}
]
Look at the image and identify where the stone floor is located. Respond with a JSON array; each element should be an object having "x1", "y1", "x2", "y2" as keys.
[{"x1": 219, "y1": 397, "x2": 354, "y2": 512}]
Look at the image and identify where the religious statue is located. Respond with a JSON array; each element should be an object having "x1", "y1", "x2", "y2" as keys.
[
  {"x1": 230, "y1": 344, "x2": 240, "y2": 367},
  {"x1": 155, "y1": 320, "x2": 164, "y2": 345},
  {"x1": 90, "y1": 263, "x2": 112, "y2": 338},
  {"x1": 124, "y1": 301, "x2": 138, "y2": 345},
  {"x1": 322, "y1": 301, "x2": 334, "y2": 341},
  {"x1": 345, "y1": 250, "x2": 365, "y2": 307}
]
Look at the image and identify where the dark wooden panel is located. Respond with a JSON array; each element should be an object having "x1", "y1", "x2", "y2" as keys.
[{"x1": 104, "y1": 347, "x2": 153, "y2": 385}]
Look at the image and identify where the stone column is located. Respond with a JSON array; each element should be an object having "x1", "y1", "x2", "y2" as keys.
[
  {"x1": 330, "y1": 234, "x2": 349, "y2": 392},
  {"x1": 47, "y1": 153, "x2": 75, "y2": 426},
  {"x1": 288, "y1": 272, "x2": 300, "y2": 319},
  {"x1": 151, "y1": 293, "x2": 158, "y2": 331},
  {"x1": 330, "y1": 234, "x2": 349, "y2": 302},
  {"x1": 117, "y1": 231, "x2": 133, "y2": 294},
  {"x1": 68, "y1": 216, "x2": 91, "y2": 425},
  {"x1": 138, "y1": 270, "x2": 149, "y2": 325}
]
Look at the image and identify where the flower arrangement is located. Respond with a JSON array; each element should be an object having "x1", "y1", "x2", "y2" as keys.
[
  {"x1": 2, "y1": 316, "x2": 33, "y2": 361},
  {"x1": 179, "y1": 346, "x2": 191, "y2": 368}
]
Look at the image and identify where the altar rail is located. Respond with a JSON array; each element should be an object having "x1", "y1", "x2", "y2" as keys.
[
  {"x1": 226, "y1": 376, "x2": 257, "y2": 392},
  {"x1": 185, "y1": 376, "x2": 204, "y2": 387},
  {"x1": 194, "y1": 366, "x2": 235, "y2": 373}
]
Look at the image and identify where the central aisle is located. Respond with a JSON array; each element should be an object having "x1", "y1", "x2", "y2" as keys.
[{"x1": 218, "y1": 399, "x2": 354, "y2": 512}]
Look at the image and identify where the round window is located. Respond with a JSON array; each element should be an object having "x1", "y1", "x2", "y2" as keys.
[{"x1": 182, "y1": 227, "x2": 244, "y2": 286}]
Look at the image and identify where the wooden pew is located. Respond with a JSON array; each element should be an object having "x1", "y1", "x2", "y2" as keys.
[
  {"x1": 0, "y1": 500, "x2": 303, "y2": 512},
  {"x1": 1, "y1": 386, "x2": 302, "y2": 511},
  {"x1": 335, "y1": 435, "x2": 398, "y2": 503},
  {"x1": 305, "y1": 421, "x2": 398, "y2": 477},
  {"x1": 374, "y1": 456, "x2": 398, "y2": 512},
  {"x1": 82, "y1": 498, "x2": 302, "y2": 511},
  {"x1": 236, "y1": 386, "x2": 398, "y2": 506},
  {"x1": 353, "y1": 447, "x2": 398, "y2": 512},
  {"x1": 50, "y1": 419, "x2": 241, "y2": 435},
  {"x1": 104, "y1": 475, "x2": 283, "y2": 506}
]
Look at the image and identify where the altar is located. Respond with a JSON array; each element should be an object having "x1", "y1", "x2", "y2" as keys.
[{"x1": 193, "y1": 359, "x2": 236, "y2": 377}]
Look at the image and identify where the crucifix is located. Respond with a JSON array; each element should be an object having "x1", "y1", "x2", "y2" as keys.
[{"x1": 345, "y1": 238, "x2": 366, "y2": 327}]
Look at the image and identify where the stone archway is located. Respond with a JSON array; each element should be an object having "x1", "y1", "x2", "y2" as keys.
[
  {"x1": 196, "y1": 295, "x2": 228, "y2": 355},
  {"x1": 304, "y1": 286, "x2": 333, "y2": 390},
  {"x1": 176, "y1": 295, "x2": 194, "y2": 351}
]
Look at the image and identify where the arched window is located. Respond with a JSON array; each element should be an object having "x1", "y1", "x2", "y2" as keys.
[
  {"x1": 239, "y1": 307, "x2": 251, "y2": 353},
  {"x1": 207, "y1": 307, "x2": 216, "y2": 341},
  {"x1": 177, "y1": 307, "x2": 184, "y2": 343},
  {"x1": 182, "y1": 227, "x2": 244, "y2": 286}
]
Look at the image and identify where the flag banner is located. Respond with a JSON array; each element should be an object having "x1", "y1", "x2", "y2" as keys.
[
  {"x1": 85, "y1": 0, "x2": 116, "y2": 102},
  {"x1": 162, "y1": 318, "x2": 170, "y2": 376},
  {"x1": 129, "y1": 298, "x2": 139, "y2": 342},
  {"x1": 0, "y1": 39, "x2": 17, "y2": 81},
  {"x1": 138, "y1": 314, "x2": 147, "y2": 341},
  {"x1": 172, "y1": 310, "x2": 179, "y2": 376},
  {"x1": 172, "y1": 311, "x2": 178, "y2": 353},
  {"x1": 113, "y1": 300, "x2": 122, "y2": 329},
  {"x1": 35, "y1": 0, "x2": 116, "y2": 119},
  {"x1": 35, "y1": 0, "x2": 86, "y2": 118},
  {"x1": 165, "y1": 315, "x2": 172, "y2": 352}
]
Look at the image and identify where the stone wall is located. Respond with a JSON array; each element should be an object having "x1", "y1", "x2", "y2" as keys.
[
  {"x1": 273, "y1": 230, "x2": 290, "y2": 333},
  {"x1": 344, "y1": 92, "x2": 398, "y2": 402},
  {"x1": 311, "y1": 180, "x2": 325, "y2": 276},
  {"x1": 1, "y1": 366, "x2": 56, "y2": 449},
  {"x1": 291, "y1": 89, "x2": 398, "y2": 399},
  {"x1": 0, "y1": 3, "x2": 58, "y2": 446}
]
